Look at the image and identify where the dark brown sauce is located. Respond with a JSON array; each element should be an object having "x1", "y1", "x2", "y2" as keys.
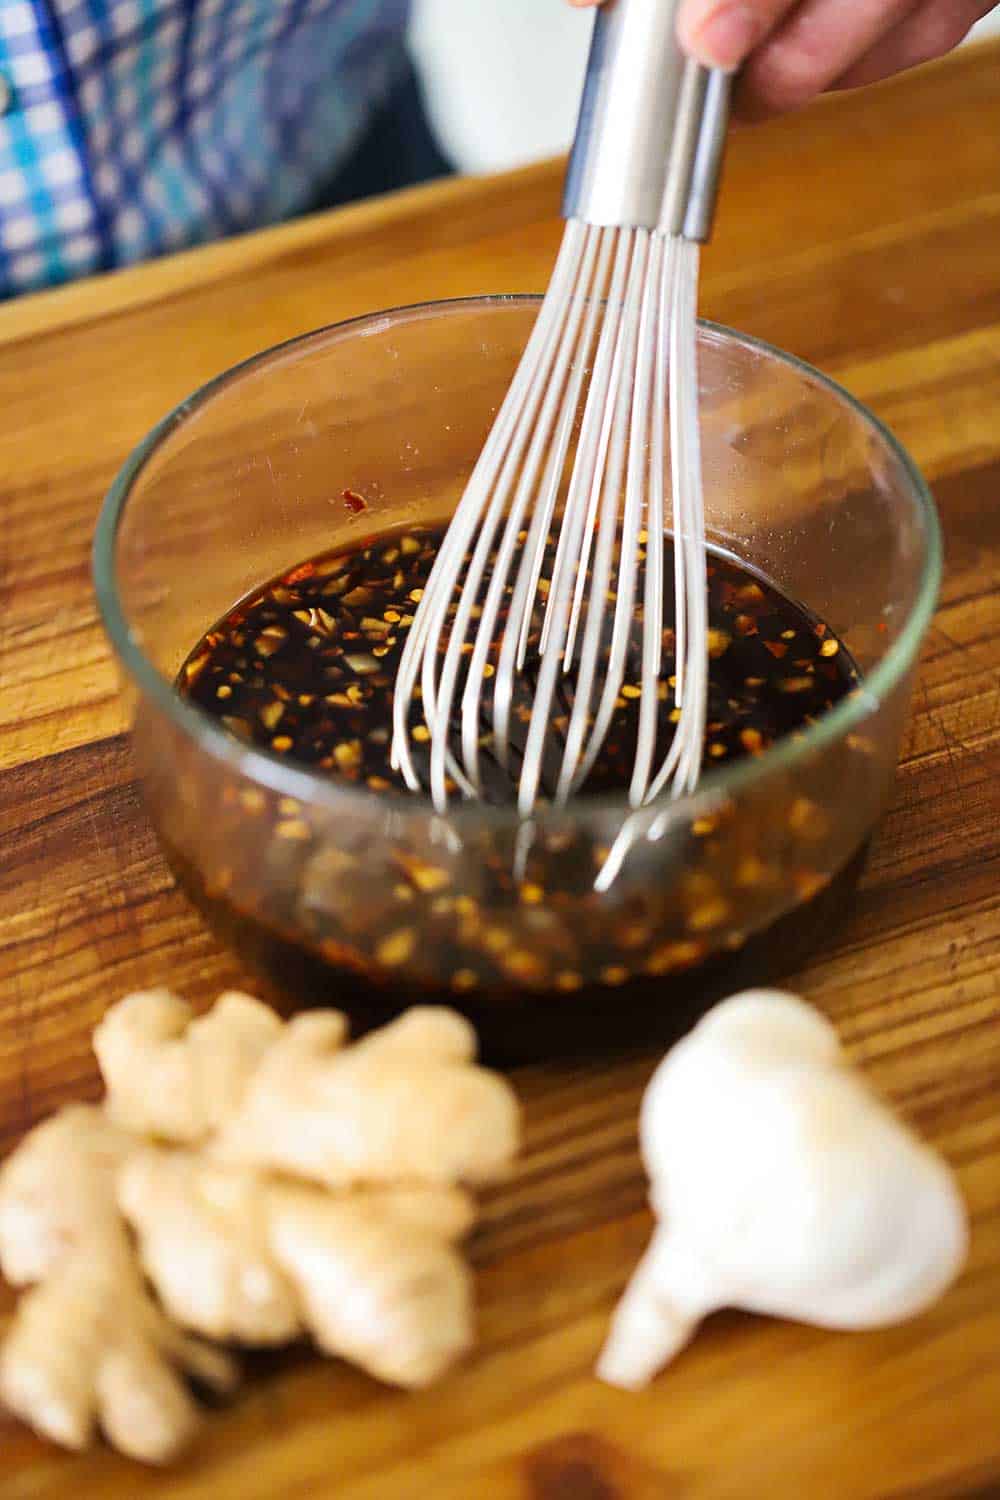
[
  {"x1": 179, "y1": 525, "x2": 856, "y2": 797},
  {"x1": 168, "y1": 525, "x2": 865, "y2": 1061},
  {"x1": 160, "y1": 833, "x2": 870, "y2": 1062}
]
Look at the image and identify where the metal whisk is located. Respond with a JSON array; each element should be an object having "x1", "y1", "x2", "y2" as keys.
[{"x1": 392, "y1": 0, "x2": 731, "y2": 817}]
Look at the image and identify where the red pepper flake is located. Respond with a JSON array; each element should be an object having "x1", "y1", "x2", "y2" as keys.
[
  {"x1": 343, "y1": 489, "x2": 368, "y2": 515},
  {"x1": 793, "y1": 869, "x2": 830, "y2": 902},
  {"x1": 284, "y1": 561, "x2": 316, "y2": 584}
]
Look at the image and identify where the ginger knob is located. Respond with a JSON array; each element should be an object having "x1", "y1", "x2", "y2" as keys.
[
  {"x1": 118, "y1": 1147, "x2": 476, "y2": 1387},
  {"x1": 93, "y1": 988, "x2": 284, "y2": 1143},
  {"x1": 0, "y1": 1108, "x2": 236, "y2": 1462},
  {"x1": 214, "y1": 1006, "x2": 521, "y2": 1189}
]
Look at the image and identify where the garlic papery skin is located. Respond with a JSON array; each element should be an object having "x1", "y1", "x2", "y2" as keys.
[{"x1": 597, "y1": 990, "x2": 969, "y2": 1390}]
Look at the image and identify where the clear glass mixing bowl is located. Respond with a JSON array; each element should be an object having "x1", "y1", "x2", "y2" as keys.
[{"x1": 93, "y1": 298, "x2": 940, "y2": 1057}]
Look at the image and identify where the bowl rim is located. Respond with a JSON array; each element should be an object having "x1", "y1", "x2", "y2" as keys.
[{"x1": 93, "y1": 294, "x2": 942, "y2": 822}]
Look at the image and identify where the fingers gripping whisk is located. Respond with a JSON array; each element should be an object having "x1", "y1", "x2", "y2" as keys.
[{"x1": 390, "y1": 0, "x2": 729, "y2": 821}]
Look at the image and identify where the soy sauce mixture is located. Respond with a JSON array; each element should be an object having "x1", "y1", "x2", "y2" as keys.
[{"x1": 179, "y1": 524, "x2": 857, "y2": 794}]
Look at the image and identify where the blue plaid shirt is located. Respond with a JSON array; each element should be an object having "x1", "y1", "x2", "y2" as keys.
[{"x1": 0, "y1": 0, "x2": 409, "y2": 297}]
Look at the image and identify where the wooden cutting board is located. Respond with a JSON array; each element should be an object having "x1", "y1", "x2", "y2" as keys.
[{"x1": 1, "y1": 41, "x2": 999, "y2": 1500}]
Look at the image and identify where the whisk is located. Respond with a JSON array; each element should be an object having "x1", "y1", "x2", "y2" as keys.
[{"x1": 392, "y1": 0, "x2": 731, "y2": 818}]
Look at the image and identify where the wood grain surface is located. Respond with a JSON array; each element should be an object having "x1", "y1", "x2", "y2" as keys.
[{"x1": 2, "y1": 42, "x2": 999, "y2": 1500}]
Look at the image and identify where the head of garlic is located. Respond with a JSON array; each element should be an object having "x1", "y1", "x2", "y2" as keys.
[{"x1": 597, "y1": 989, "x2": 968, "y2": 1390}]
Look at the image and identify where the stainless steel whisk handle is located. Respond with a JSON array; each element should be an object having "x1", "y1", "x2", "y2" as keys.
[{"x1": 562, "y1": 0, "x2": 731, "y2": 239}]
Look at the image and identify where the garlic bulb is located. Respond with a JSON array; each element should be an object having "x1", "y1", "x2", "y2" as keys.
[{"x1": 597, "y1": 990, "x2": 968, "y2": 1390}]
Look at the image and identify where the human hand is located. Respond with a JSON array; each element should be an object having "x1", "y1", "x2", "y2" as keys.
[{"x1": 567, "y1": 0, "x2": 996, "y2": 118}]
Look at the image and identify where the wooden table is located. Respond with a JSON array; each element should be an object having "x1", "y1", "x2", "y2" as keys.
[{"x1": 2, "y1": 41, "x2": 999, "y2": 1500}]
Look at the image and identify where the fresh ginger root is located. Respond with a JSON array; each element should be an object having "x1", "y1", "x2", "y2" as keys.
[
  {"x1": 120, "y1": 1148, "x2": 476, "y2": 1386},
  {"x1": 0, "y1": 1108, "x2": 236, "y2": 1462},
  {"x1": 95, "y1": 996, "x2": 519, "y2": 1188},
  {"x1": 93, "y1": 988, "x2": 284, "y2": 1142},
  {"x1": 0, "y1": 995, "x2": 520, "y2": 1461},
  {"x1": 108, "y1": 1001, "x2": 509, "y2": 1386},
  {"x1": 211, "y1": 1006, "x2": 520, "y2": 1189}
]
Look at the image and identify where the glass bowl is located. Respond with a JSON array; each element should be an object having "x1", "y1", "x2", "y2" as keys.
[{"x1": 93, "y1": 298, "x2": 940, "y2": 1059}]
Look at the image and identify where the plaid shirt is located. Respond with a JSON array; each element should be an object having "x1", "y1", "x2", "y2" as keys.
[{"x1": 0, "y1": 0, "x2": 409, "y2": 297}]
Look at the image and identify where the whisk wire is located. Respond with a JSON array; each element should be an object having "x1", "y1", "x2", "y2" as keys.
[
  {"x1": 630, "y1": 231, "x2": 673, "y2": 804},
  {"x1": 391, "y1": 223, "x2": 586, "y2": 791},
  {"x1": 512, "y1": 226, "x2": 615, "y2": 674},
  {"x1": 646, "y1": 236, "x2": 706, "y2": 801},
  {"x1": 467, "y1": 222, "x2": 605, "y2": 786},
  {"x1": 514, "y1": 226, "x2": 637, "y2": 814},
  {"x1": 569, "y1": 228, "x2": 664, "y2": 798},
  {"x1": 674, "y1": 241, "x2": 710, "y2": 794},
  {"x1": 425, "y1": 224, "x2": 591, "y2": 807},
  {"x1": 512, "y1": 228, "x2": 644, "y2": 816},
  {"x1": 555, "y1": 228, "x2": 651, "y2": 803},
  {"x1": 538, "y1": 228, "x2": 633, "y2": 664}
]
